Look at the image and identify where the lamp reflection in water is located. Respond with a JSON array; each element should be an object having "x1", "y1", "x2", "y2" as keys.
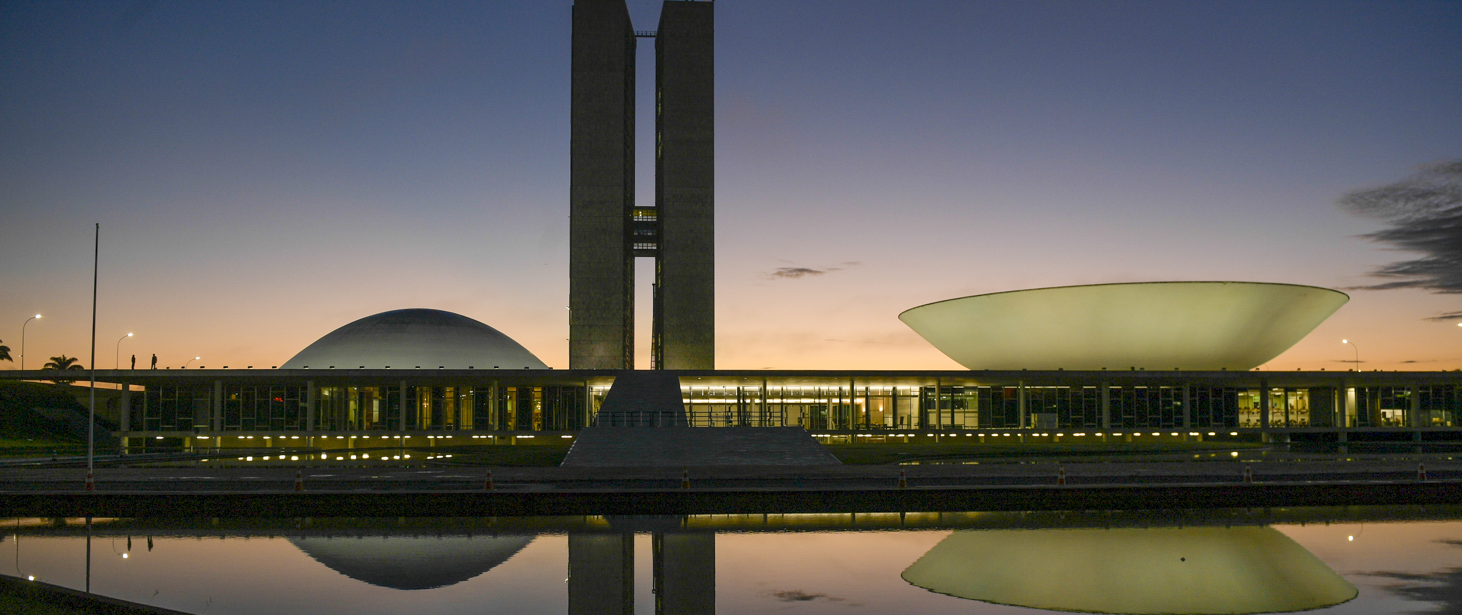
[{"x1": 902, "y1": 526, "x2": 1356, "y2": 614}]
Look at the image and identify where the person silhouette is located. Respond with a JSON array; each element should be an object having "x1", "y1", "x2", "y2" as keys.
[
  {"x1": 130, "y1": 354, "x2": 136, "y2": 370},
  {"x1": 150, "y1": 354, "x2": 157, "y2": 370}
]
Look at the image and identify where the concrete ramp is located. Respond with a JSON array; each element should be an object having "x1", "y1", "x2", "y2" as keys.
[
  {"x1": 562, "y1": 427, "x2": 841, "y2": 467},
  {"x1": 594, "y1": 371, "x2": 687, "y2": 427}
]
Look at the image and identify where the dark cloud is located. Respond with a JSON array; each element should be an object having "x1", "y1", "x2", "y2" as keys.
[
  {"x1": 769, "y1": 590, "x2": 850, "y2": 604},
  {"x1": 771, "y1": 267, "x2": 826, "y2": 279},
  {"x1": 1338, "y1": 160, "x2": 1462, "y2": 320},
  {"x1": 767, "y1": 262, "x2": 861, "y2": 280}
]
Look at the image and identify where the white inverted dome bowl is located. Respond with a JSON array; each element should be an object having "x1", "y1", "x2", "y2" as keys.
[
  {"x1": 282, "y1": 308, "x2": 547, "y2": 369},
  {"x1": 898, "y1": 282, "x2": 1347, "y2": 371}
]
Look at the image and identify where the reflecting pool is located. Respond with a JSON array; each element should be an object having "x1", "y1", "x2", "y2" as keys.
[{"x1": 5, "y1": 509, "x2": 1462, "y2": 614}]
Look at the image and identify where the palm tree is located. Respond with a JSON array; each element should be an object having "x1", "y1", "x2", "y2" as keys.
[
  {"x1": 0, "y1": 340, "x2": 11, "y2": 362},
  {"x1": 43, "y1": 354, "x2": 85, "y2": 384}
]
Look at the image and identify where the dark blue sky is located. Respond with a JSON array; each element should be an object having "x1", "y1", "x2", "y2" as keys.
[{"x1": 2, "y1": 0, "x2": 1459, "y2": 369}]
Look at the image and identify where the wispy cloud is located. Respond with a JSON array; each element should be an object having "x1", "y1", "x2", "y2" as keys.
[
  {"x1": 767, "y1": 261, "x2": 861, "y2": 280},
  {"x1": 1338, "y1": 159, "x2": 1462, "y2": 320}
]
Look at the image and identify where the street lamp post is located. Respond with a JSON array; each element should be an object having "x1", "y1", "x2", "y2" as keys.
[
  {"x1": 1342, "y1": 339, "x2": 1360, "y2": 372},
  {"x1": 114, "y1": 333, "x2": 133, "y2": 369},
  {"x1": 19, "y1": 314, "x2": 39, "y2": 370},
  {"x1": 183, "y1": 356, "x2": 200, "y2": 369}
]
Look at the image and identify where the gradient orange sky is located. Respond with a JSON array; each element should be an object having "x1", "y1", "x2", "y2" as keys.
[{"x1": 2, "y1": 1, "x2": 1459, "y2": 372}]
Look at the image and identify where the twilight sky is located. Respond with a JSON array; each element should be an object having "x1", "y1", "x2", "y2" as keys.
[{"x1": 2, "y1": 0, "x2": 1459, "y2": 372}]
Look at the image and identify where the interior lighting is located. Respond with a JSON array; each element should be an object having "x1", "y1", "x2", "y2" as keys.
[
  {"x1": 562, "y1": 435, "x2": 573, "y2": 438},
  {"x1": 155, "y1": 436, "x2": 163, "y2": 440},
  {"x1": 1230, "y1": 432, "x2": 1239, "y2": 436},
  {"x1": 404, "y1": 455, "x2": 410, "y2": 459},
  {"x1": 336, "y1": 456, "x2": 344, "y2": 460},
  {"x1": 1153, "y1": 432, "x2": 1161, "y2": 437},
  {"x1": 1171, "y1": 432, "x2": 1179, "y2": 436},
  {"x1": 246, "y1": 456, "x2": 253, "y2": 461},
  {"x1": 291, "y1": 456, "x2": 298, "y2": 461},
  {"x1": 1208, "y1": 432, "x2": 1216, "y2": 436},
  {"x1": 1231, "y1": 452, "x2": 1239, "y2": 457},
  {"x1": 263, "y1": 456, "x2": 270, "y2": 460}
]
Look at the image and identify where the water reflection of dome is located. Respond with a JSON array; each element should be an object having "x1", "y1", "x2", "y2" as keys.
[
  {"x1": 289, "y1": 535, "x2": 534, "y2": 590},
  {"x1": 902, "y1": 527, "x2": 1355, "y2": 614},
  {"x1": 281, "y1": 308, "x2": 548, "y2": 369}
]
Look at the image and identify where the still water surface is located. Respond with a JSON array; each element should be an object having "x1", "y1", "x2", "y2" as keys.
[{"x1": 5, "y1": 510, "x2": 1461, "y2": 614}]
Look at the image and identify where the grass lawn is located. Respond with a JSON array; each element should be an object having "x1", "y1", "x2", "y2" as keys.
[
  {"x1": 0, "y1": 592, "x2": 97, "y2": 615},
  {"x1": 825, "y1": 441, "x2": 1267, "y2": 465},
  {"x1": 0, "y1": 436, "x2": 85, "y2": 459}
]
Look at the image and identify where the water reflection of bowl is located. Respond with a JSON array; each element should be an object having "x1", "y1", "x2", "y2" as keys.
[
  {"x1": 898, "y1": 282, "x2": 1348, "y2": 371},
  {"x1": 902, "y1": 526, "x2": 1356, "y2": 614}
]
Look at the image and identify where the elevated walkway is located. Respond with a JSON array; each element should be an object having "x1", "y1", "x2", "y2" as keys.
[{"x1": 563, "y1": 371, "x2": 839, "y2": 467}]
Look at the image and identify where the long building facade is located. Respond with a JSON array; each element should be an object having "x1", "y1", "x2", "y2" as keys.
[
  {"x1": 13, "y1": 369, "x2": 1458, "y2": 453},
  {"x1": 570, "y1": 0, "x2": 714, "y2": 370}
]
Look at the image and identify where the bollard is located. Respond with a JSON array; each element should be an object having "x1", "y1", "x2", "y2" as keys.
[
  {"x1": 1243, "y1": 465, "x2": 1253, "y2": 483},
  {"x1": 1057, "y1": 466, "x2": 1067, "y2": 486},
  {"x1": 1419, "y1": 463, "x2": 1428, "y2": 482},
  {"x1": 486, "y1": 470, "x2": 495, "y2": 491},
  {"x1": 294, "y1": 469, "x2": 304, "y2": 492},
  {"x1": 84, "y1": 470, "x2": 95, "y2": 492},
  {"x1": 681, "y1": 468, "x2": 690, "y2": 490},
  {"x1": 898, "y1": 470, "x2": 907, "y2": 489}
]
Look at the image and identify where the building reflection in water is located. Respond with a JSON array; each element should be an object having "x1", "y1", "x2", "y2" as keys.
[
  {"x1": 901, "y1": 526, "x2": 1357, "y2": 614},
  {"x1": 569, "y1": 516, "x2": 715, "y2": 615},
  {"x1": 288, "y1": 535, "x2": 534, "y2": 591}
]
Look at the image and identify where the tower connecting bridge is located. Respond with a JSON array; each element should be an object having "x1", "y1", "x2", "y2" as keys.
[{"x1": 570, "y1": 0, "x2": 714, "y2": 370}]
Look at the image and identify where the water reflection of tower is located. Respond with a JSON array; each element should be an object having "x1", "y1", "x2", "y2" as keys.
[{"x1": 568, "y1": 530, "x2": 715, "y2": 615}]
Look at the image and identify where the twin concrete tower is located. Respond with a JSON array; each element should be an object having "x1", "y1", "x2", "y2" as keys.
[{"x1": 569, "y1": 0, "x2": 714, "y2": 370}]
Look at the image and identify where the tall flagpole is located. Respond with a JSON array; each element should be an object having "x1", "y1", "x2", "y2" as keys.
[{"x1": 88, "y1": 223, "x2": 98, "y2": 478}]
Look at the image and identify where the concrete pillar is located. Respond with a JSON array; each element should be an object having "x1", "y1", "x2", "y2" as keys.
[
  {"x1": 1412, "y1": 386, "x2": 1423, "y2": 428},
  {"x1": 1181, "y1": 385, "x2": 1192, "y2": 431},
  {"x1": 1259, "y1": 379, "x2": 1271, "y2": 433},
  {"x1": 119, "y1": 383, "x2": 130, "y2": 433},
  {"x1": 212, "y1": 379, "x2": 223, "y2": 432},
  {"x1": 568, "y1": 534, "x2": 634, "y2": 615},
  {"x1": 1017, "y1": 380, "x2": 1027, "y2": 430},
  {"x1": 305, "y1": 381, "x2": 316, "y2": 432},
  {"x1": 761, "y1": 377, "x2": 769, "y2": 427},
  {"x1": 1100, "y1": 382, "x2": 1110, "y2": 430},
  {"x1": 399, "y1": 381, "x2": 408, "y2": 431}
]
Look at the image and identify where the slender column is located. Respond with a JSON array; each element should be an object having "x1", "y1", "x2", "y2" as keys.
[
  {"x1": 1411, "y1": 385, "x2": 1423, "y2": 428},
  {"x1": 761, "y1": 377, "x2": 769, "y2": 426},
  {"x1": 1017, "y1": 380, "x2": 1027, "y2": 430},
  {"x1": 1181, "y1": 385, "x2": 1192, "y2": 431},
  {"x1": 305, "y1": 381, "x2": 316, "y2": 432},
  {"x1": 1259, "y1": 379, "x2": 1271, "y2": 435},
  {"x1": 1100, "y1": 382, "x2": 1111, "y2": 430},
  {"x1": 934, "y1": 377, "x2": 942, "y2": 429},
  {"x1": 119, "y1": 383, "x2": 130, "y2": 433},
  {"x1": 212, "y1": 380, "x2": 223, "y2": 432},
  {"x1": 399, "y1": 381, "x2": 408, "y2": 431}
]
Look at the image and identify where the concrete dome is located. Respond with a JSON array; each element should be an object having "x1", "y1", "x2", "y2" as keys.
[
  {"x1": 281, "y1": 308, "x2": 548, "y2": 369},
  {"x1": 899, "y1": 282, "x2": 1347, "y2": 371}
]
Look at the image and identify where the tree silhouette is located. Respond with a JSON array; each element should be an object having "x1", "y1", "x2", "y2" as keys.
[
  {"x1": 42, "y1": 354, "x2": 85, "y2": 384},
  {"x1": 0, "y1": 340, "x2": 11, "y2": 362}
]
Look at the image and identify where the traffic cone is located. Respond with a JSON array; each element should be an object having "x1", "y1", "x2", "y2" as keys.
[
  {"x1": 1057, "y1": 466, "x2": 1067, "y2": 486},
  {"x1": 485, "y1": 470, "x2": 495, "y2": 491},
  {"x1": 294, "y1": 469, "x2": 304, "y2": 492},
  {"x1": 1419, "y1": 463, "x2": 1428, "y2": 482},
  {"x1": 681, "y1": 468, "x2": 690, "y2": 490},
  {"x1": 84, "y1": 470, "x2": 95, "y2": 492},
  {"x1": 898, "y1": 470, "x2": 907, "y2": 489},
  {"x1": 1243, "y1": 465, "x2": 1253, "y2": 483}
]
